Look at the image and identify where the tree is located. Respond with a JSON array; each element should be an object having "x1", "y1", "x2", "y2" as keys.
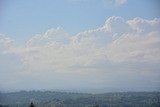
[{"x1": 29, "y1": 102, "x2": 35, "y2": 107}]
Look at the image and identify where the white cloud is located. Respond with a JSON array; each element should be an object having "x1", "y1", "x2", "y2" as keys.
[
  {"x1": 9, "y1": 16, "x2": 160, "y2": 73},
  {"x1": 106, "y1": 31, "x2": 160, "y2": 63},
  {"x1": 1, "y1": 16, "x2": 160, "y2": 91},
  {"x1": 26, "y1": 27, "x2": 70, "y2": 47},
  {"x1": 127, "y1": 17, "x2": 160, "y2": 33}
]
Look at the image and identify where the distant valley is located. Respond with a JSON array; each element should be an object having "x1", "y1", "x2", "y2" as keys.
[{"x1": 0, "y1": 91, "x2": 160, "y2": 107}]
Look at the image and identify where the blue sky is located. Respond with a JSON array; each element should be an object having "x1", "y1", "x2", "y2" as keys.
[
  {"x1": 0, "y1": 0, "x2": 160, "y2": 92},
  {"x1": 0, "y1": 0, "x2": 160, "y2": 42}
]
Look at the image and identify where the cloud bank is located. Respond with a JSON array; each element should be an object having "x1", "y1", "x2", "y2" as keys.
[{"x1": 0, "y1": 16, "x2": 160, "y2": 91}]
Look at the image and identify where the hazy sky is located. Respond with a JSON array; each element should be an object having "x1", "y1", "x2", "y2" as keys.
[{"x1": 0, "y1": 0, "x2": 160, "y2": 92}]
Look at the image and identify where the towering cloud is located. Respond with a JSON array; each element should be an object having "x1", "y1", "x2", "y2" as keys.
[{"x1": 1, "y1": 16, "x2": 160, "y2": 91}]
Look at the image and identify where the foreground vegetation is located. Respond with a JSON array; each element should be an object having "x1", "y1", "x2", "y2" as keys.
[{"x1": 0, "y1": 91, "x2": 160, "y2": 107}]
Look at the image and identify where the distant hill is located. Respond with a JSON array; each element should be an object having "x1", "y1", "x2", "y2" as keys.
[{"x1": 0, "y1": 91, "x2": 160, "y2": 107}]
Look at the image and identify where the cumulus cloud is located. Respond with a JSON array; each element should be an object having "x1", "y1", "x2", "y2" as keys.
[
  {"x1": 26, "y1": 27, "x2": 70, "y2": 47},
  {"x1": 106, "y1": 32, "x2": 160, "y2": 63},
  {"x1": 1, "y1": 16, "x2": 160, "y2": 91},
  {"x1": 9, "y1": 16, "x2": 160, "y2": 73},
  {"x1": 8, "y1": 17, "x2": 160, "y2": 77},
  {"x1": 127, "y1": 17, "x2": 160, "y2": 33}
]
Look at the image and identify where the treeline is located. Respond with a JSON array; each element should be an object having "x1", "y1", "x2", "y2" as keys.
[{"x1": 0, "y1": 91, "x2": 160, "y2": 107}]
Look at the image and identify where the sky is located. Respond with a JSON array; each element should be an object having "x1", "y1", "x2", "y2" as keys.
[{"x1": 0, "y1": 0, "x2": 160, "y2": 92}]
